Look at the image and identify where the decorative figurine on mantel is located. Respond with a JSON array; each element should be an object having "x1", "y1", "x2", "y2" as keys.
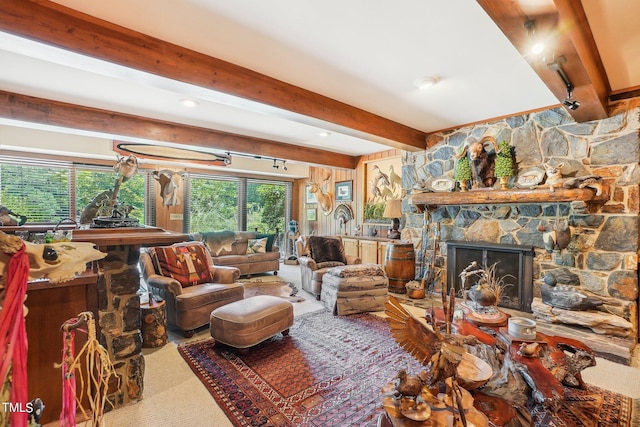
[
  {"x1": 539, "y1": 161, "x2": 604, "y2": 195},
  {"x1": 454, "y1": 146, "x2": 472, "y2": 192},
  {"x1": 454, "y1": 136, "x2": 500, "y2": 189},
  {"x1": 494, "y1": 140, "x2": 515, "y2": 190}
]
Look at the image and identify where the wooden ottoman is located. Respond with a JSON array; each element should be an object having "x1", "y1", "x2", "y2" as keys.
[
  {"x1": 321, "y1": 264, "x2": 388, "y2": 315},
  {"x1": 210, "y1": 295, "x2": 293, "y2": 350}
]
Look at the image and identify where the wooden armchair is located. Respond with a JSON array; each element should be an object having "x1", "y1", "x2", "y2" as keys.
[
  {"x1": 139, "y1": 241, "x2": 244, "y2": 337},
  {"x1": 295, "y1": 235, "x2": 361, "y2": 300}
]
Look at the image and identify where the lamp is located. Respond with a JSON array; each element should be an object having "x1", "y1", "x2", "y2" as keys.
[
  {"x1": 383, "y1": 199, "x2": 403, "y2": 240},
  {"x1": 524, "y1": 19, "x2": 545, "y2": 56},
  {"x1": 225, "y1": 151, "x2": 288, "y2": 171},
  {"x1": 547, "y1": 56, "x2": 581, "y2": 111}
]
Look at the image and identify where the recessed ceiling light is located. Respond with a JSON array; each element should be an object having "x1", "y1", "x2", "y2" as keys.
[
  {"x1": 531, "y1": 41, "x2": 545, "y2": 55},
  {"x1": 413, "y1": 76, "x2": 439, "y2": 90},
  {"x1": 180, "y1": 98, "x2": 199, "y2": 108},
  {"x1": 317, "y1": 131, "x2": 331, "y2": 137}
]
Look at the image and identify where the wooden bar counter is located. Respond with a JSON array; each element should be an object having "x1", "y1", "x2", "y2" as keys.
[
  {"x1": 26, "y1": 272, "x2": 98, "y2": 425},
  {"x1": 21, "y1": 226, "x2": 187, "y2": 423},
  {"x1": 71, "y1": 227, "x2": 188, "y2": 411}
]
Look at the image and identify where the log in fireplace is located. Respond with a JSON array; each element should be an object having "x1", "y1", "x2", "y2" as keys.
[{"x1": 446, "y1": 241, "x2": 534, "y2": 312}]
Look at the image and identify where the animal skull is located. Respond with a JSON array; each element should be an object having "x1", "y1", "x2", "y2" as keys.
[{"x1": 0, "y1": 241, "x2": 107, "y2": 284}]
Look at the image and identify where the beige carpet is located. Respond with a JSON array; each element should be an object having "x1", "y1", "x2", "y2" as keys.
[{"x1": 238, "y1": 275, "x2": 305, "y2": 302}]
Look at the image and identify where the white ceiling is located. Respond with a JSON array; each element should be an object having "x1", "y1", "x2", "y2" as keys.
[{"x1": 0, "y1": 0, "x2": 637, "y2": 169}]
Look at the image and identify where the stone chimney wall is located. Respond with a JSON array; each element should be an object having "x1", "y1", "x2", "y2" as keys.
[{"x1": 401, "y1": 99, "x2": 640, "y2": 338}]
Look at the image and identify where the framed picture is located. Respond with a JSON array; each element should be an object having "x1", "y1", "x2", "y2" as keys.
[
  {"x1": 306, "y1": 208, "x2": 317, "y2": 221},
  {"x1": 305, "y1": 185, "x2": 317, "y2": 204},
  {"x1": 365, "y1": 156, "x2": 402, "y2": 203},
  {"x1": 335, "y1": 180, "x2": 352, "y2": 201}
]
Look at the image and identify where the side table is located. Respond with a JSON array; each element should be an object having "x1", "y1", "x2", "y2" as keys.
[{"x1": 141, "y1": 299, "x2": 168, "y2": 348}]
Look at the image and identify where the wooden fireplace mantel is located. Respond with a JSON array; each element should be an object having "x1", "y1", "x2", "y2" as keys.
[{"x1": 409, "y1": 186, "x2": 609, "y2": 208}]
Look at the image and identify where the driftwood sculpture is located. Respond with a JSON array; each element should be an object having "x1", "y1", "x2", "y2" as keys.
[{"x1": 384, "y1": 296, "x2": 495, "y2": 426}]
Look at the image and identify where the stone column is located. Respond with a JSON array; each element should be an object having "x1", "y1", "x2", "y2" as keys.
[{"x1": 96, "y1": 244, "x2": 145, "y2": 409}]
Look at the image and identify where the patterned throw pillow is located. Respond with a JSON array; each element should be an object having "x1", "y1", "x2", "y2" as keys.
[
  {"x1": 255, "y1": 233, "x2": 275, "y2": 252},
  {"x1": 149, "y1": 242, "x2": 213, "y2": 287},
  {"x1": 246, "y1": 237, "x2": 268, "y2": 254}
]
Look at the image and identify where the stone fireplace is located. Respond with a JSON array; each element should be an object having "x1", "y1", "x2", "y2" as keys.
[
  {"x1": 446, "y1": 241, "x2": 534, "y2": 312},
  {"x1": 400, "y1": 100, "x2": 640, "y2": 364}
]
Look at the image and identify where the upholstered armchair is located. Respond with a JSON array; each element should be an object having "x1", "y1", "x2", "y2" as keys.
[
  {"x1": 139, "y1": 241, "x2": 244, "y2": 337},
  {"x1": 295, "y1": 235, "x2": 361, "y2": 300}
]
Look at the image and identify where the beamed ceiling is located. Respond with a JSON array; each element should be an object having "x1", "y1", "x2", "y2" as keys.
[{"x1": 0, "y1": 0, "x2": 638, "y2": 172}]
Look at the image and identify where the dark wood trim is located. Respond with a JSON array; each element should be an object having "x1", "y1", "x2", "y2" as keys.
[
  {"x1": 0, "y1": 91, "x2": 358, "y2": 169},
  {"x1": 0, "y1": 0, "x2": 427, "y2": 152},
  {"x1": 477, "y1": 0, "x2": 609, "y2": 123},
  {"x1": 610, "y1": 85, "x2": 640, "y2": 102}
]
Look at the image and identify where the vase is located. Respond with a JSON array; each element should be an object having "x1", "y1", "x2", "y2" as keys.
[
  {"x1": 498, "y1": 176, "x2": 510, "y2": 190},
  {"x1": 458, "y1": 180, "x2": 469, "y2": 192}
]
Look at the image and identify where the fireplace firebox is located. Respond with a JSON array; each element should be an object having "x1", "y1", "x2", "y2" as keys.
[{"x1": 446, "y1": 241, "x2": 534, "y2": 312}]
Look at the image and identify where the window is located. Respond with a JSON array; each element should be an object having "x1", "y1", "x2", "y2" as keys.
[
  {"x1": 0, "y1": 158, "x2": 71, "y2": 223},
  {"x1": 247, "y1": 180, "x2": 286, "y2": 234},
  {"x1": 188, "y1": 175, "x2": 239, "y2": 232},
  {"x1": 0, "y1": 157, "x2": 147, "y2": 224},
  {"x1": 187, "y1": 175, "x2": 292, "y2": 236},
  {"x1": 75, "y1": 165, "x2": 146, "y2": 224}
]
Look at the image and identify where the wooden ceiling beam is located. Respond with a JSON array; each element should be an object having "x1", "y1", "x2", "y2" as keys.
[
  {"x1": 0, "y1": 91, "x2": 358, "y2": 170},
  {"x1": 477, "y1": 0, "x2": 609, "y2": 123},
  {"x1": 0, "y1": 0, "x2": 427, "y2": 152}
]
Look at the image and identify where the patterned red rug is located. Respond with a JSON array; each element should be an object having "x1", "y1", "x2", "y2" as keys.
[{"x1": 178, "y1": 310, "x2": 637, "y2": 427}]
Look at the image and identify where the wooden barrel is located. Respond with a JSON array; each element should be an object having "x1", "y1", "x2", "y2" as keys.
[{"x1": 384, "y1": 242, "x2": 416, "y2": 294}]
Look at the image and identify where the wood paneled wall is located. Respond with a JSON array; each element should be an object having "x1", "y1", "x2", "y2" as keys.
[{"x1": 294, "y1": 149, "x2": 402, "y2": 237}]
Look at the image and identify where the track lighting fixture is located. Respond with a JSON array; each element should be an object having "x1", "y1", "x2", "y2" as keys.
[
  {"x1": 225, "y1": 151, "x2": 289, "y2": 172},
  {"x1": 547, "y1": 56, "x2": 580, "y2": 111},
  {"x1": 524, "y1": 19, "x2": 545, "y2": 56}
]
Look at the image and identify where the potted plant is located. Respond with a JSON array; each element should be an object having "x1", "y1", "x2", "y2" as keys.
[
  {"x1": 494, "y1": 140, "x2": 515, "y2": 190},
  {"x1": 454, "y1": 147, "x2": 472, "y2": 191}
]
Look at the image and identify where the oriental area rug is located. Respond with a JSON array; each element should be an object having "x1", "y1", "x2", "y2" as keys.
[{"x1": 178, "y1": 310, "x2": 637, "y2": 427}]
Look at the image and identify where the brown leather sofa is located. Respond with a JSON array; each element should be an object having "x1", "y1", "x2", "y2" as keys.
[
  {"x1": 296, "y1": 235, "x2": 361, "y2": 299},
  {"x1": 193, "y1": 231, "x2": 280, "y2": 277},
  {"x1": 140, "y1": 241, "x2": 244, "y2": 337}
]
